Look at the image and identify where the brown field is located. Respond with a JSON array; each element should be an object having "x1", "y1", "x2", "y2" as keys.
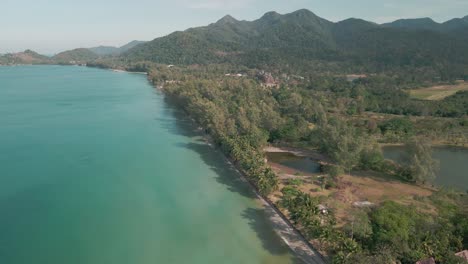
[
  {"x1": 267, "y1": 151, "x2": 436, "y2": 226},
  {"x1": 409, "y1": 81, "x2": 468, "y2": 100}
]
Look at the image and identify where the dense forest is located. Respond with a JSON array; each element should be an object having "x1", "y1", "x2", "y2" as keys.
[{"x1": 122, "y1": 9, "x2": 468, "y2": 80}]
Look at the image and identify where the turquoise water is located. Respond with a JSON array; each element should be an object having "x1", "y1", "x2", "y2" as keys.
[
  {"x1": 383, "y1": 146, "x2": 468, "y2": 191},
  {"x1": 0, "y1": 65, "x2": 298, "y2": 264}
]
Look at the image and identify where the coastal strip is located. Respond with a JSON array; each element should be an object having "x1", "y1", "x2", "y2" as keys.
[
  {"x1": 203, "y1": 138, "x2": 326, "y2": 264},
  {"x1": 256, "y1": 185, "x2": 326, "y2": 264}
]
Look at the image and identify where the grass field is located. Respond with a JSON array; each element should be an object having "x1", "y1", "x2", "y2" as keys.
[{"x1": 409, "y1": 81, "x2": 468, "y2": 100}]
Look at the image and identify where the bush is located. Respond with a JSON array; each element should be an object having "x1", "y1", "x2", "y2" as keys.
[
  {"x1": 289, "y1": 178, "x2": 303, "y2": 186},
  {"x1": 324, "y1": 164, "x2": 344, "y2": 177},
  {"x1": 359, "y1": 146, "x2": 385, "y2": 171},
  {"x1": 325, "y1": 179, "x2": 337, "y2": 190}
]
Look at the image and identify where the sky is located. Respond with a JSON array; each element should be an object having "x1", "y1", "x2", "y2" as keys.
[{"x1": 1, "y1": 0, "x2": 467, "y2": 54}]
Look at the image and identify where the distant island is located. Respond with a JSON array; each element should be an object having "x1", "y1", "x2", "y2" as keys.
[{"x1": 0, "y1": 40, "x2": 146, "y2": 66}]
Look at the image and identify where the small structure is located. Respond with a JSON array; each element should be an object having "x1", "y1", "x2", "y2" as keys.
[
  {"x1": 353, "y1": 201, "x2": 375, "y2": 208},
  {"x1": 415, "y1": 257, "x2": 436, "y2": 264},
  {"x1": 224, "y1": 73, "x2": 244, "y2": 77},
  {"x1": 167, "y1": 65, "x2": 174, "y2": 68},
  {"x1": 455, "y1": 250, "x2": 468, "y2": 261},
  {"x1": 317, "y1": 204, "x2": 328, "y2": 215}
]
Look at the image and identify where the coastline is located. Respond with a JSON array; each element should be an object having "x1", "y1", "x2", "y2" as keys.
[
  {"x1": 157, "y1": 85, "x2": 326, "y2": 263},
  {"x1": 380, "y1": 142, "x2": 468, "y2": 149},
  {"x1": 1, "y1": 64, "x2": 324, "y2": 261},
  {"x1": 111, "y1": 68, "x2": 148, "y2": 75},
  {"x1": 200, "y1": 135, "x2": 327, "y2": 264}
]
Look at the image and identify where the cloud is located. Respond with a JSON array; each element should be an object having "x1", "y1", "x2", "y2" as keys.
[{"x1": 180, "y1": 0, "x2": 255, "y2": 10}]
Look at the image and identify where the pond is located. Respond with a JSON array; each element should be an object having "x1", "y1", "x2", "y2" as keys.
[
  {"x1": 383, "y1": 146, "x2": 468, "y2": 192},
  {"x1": 266, "y1": 152, "x2": 321, "y2": 174}
]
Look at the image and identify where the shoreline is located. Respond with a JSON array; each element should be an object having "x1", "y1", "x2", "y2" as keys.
[
  {"x1": 2, "y1": 64, "x2": 325, "y2": 262},
  {"x1": 159, "y1": 88, "x2": 326, "y2": 263},
  {"x1": 111, "y1": 68, "x2": 148, "y2": 75},
  {"x1": 380, "y1": 142, "x2": 468, "y2": 149},
  {"x1": 202, "y1": 136, "x2": 326, "y2": 264}
]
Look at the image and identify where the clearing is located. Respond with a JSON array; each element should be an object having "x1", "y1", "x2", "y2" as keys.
[
  {"x1": 266, "y1": 147, "x2": 436, "y2": 227},
  {"x1": 409, "y1": 81, "x2": 468, "y2": 100}
]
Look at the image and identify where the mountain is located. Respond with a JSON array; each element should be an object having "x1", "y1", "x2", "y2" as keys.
[
  {"x1": 382, "y1": 18, "x2": 440, "y2": 31},
  {"x1": 442, "y1": 16, "x2": 468, "y2": 31},
  {"x1": 122, "y1": 9, "x2": 468, "y2": 73},
  {"x1": 89, "y1": 40, "x2": 146, "y2": 56},
  {"x1": 0, "y1": 50, "x2": 50, "y2": 65},
  {"x1": 119, "y1": 40, "x2": 146, "y2": 52},
  {"x1": 88, "y1": 46, "x2": 120, "y2": 56},
  {"x1": 383, "y1": 15, "x2": 468, "y2": 32},
  {"x1": 123, "y1": 9, "x2": 338, "y2": 65},
  {"x1": 52, "y1": 48, "x2": 99, "y2": 64}
]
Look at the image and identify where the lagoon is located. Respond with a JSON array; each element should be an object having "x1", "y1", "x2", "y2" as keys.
[{"x1": 383, "y1": 146, "x2": 468, "y2": 191}]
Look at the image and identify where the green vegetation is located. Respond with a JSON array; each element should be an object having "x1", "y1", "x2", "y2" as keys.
[
  {"x1": 89, "y1": 40, "x2": 146, "y2": 56},
  {"x1": 163, "y1": 78, "x2": 281, "y2": 195},
  {"x1": 0, "y1": 50, "x2": 51, "y2": 65},
  {"x1": 145, "y1": 62, "x2": 467, "y2": 261},
  {"x1": 279, "y1": 185, "x2": 468, "y2": 263},
  {"x1": 122, "y1": 10, "x2": 468, "y2": 82},
  {"x1": 52, "y1": 48, "x2": 99, "y2": 64},
  {"x1": 399, "y1": 138, "x2": 440, "y2": 184}
]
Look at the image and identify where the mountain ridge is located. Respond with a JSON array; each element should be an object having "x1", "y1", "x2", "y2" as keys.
[
  {"x1": 121, "y1": 9, "x2": 468, "y2": 74},
  {"x1": 2, "y1": 9, "x2": 468, "y2": 76},
  {"x1": 89, "y1": 40, "x2": 146, "y2": 56}
]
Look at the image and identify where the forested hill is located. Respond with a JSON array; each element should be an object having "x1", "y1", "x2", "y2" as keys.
[
  {"x1": 0, "y1": 50, "x2": 51, "y2": 65},
  {"x1": 122, "y1": 9, "x2": 468, "y2": 76},
  {"x1": 52, "y1": 48, "x2": 99, "y2": 64},
  {"x1": 89, "y1": 40, "x2": 147, "y2": 56},
  {"x1": 383, "y1": 16, "x2": 468, "y2": 32}
]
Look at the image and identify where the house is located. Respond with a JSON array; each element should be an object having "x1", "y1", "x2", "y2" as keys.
[
  {"x1": 415, "y1": 257, "x2": 436, "y2": 264},
  {"x1": 455, "y1": 250, "x2": 468, "y2": 261}
]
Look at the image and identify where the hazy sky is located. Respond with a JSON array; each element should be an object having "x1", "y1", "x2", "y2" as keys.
[{"x1": 1, "y1": 0, "x2": 467, "y2": 54}]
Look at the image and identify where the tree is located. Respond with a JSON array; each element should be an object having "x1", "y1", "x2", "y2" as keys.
[
  {"x1": 345, "y1": 209, "x2": 373, "y2": 242},
  {"x1": 379, "y1": 117, "x2": 414, "y2": 142},
  {"x1": 319, "y1": 118, "x2": 365, "y2": 175},
  {"x1": 359, "y1": 143, "x2": 385, "y2": 171},
  {"x1": 403, "y1": 138, "x2": 439, "y2": 184}
]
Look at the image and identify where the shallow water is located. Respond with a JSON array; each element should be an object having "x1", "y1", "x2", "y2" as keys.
[
  {"x1": 266, "y1": 152, "x2": 321, "y2": 174},
  {"x1": 0, "y1": 65, "x2": 299, "y2": 264},
  {"x1": 383, "y1": 146, "x2": 468, "y2": 191}
]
